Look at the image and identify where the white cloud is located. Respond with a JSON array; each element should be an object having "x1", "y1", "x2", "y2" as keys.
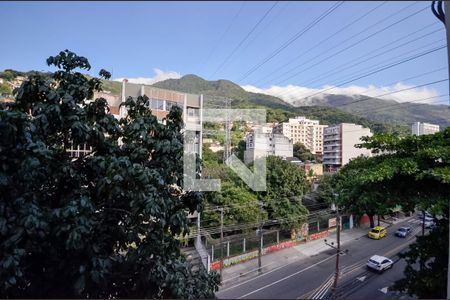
[
  {"x1": 114, "y1": 68, "x2": 182, "y2": 85},
  {"x1": 242, "y1": 83, "x2": 442, "y2": 106}
]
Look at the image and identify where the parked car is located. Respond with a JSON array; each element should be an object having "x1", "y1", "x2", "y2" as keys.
[
  {"x1": 417, "y1": 211, "x2": 433, "y2": 219},
  {"x1": 423, "y1": 219, "x2": 435, "y2": 229},
  {"x1": 395, "y1": 226, "x2": 411, "y2": 237},
  {"x1": 368, "y1": 226, "x2": 387, "y2": 239},
  {"x1": 367, "y1": 255, "x2": 394, "y2": 272}
]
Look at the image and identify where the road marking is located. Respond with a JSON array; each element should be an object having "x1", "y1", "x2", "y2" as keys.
[
  {"x1": 223, "y1": 217, "x2": 421, "y2": 299},
  {"x1": 356, "y1": 275, "x2": 366, "y2": 282},
  {"x1": 379, "y1": 287, "x2": 389, "y2": 294},
  {"x1": 314, "y1": 277, "x2": 334, "y2": 299},
  {"x1": 309, "y1": 274, "x2": 335, "y2": 299},
  {"x1": 236, "y1": 254, "x2": 336, "y2": 299}
]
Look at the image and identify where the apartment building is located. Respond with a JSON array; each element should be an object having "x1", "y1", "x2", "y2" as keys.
[
  {"x1": 118, "y1": 80, "x2": 202, "y2": 156},
  {"x1": 273, "y1": 116, "x2": 327, "y2": 154},
  {"x1": 244, "y1": 127, "x2": 293, "y2": 164},
  {"x1": 68, "y1": 80, "x2": 203, "y2": 157},
  {"x1": 323, "y1": 123, "x2": 372, "y2": 171},
  {"x1": 411, "y1": 122, "x2": 440, "y2": 136}
]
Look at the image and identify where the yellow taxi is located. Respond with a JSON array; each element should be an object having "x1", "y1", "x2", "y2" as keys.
[{"x1": 368, "y1": 226, "x2": 387, "y2": 239}]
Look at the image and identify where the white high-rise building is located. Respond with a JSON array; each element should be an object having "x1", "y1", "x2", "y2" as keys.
[
  {"x1": 244, "y1": 127, "x2": 293, "y2": 164},
  {"x1": 411, "y1": 122, "x2": 440, "y2": 136},
  {"x1": 273, "y1": 116, "x2": 327, "y2": 154},
  {"x1": 323, "y1": 123, "x2": 372, "y2": 170}
]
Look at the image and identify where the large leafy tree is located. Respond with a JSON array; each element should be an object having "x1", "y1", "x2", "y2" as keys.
[
  {"x1": 202, "y1": 182, "x2": 263, "y2": 228},
  {"x1": 0, "y1": 50, "x2": 219, "y2": 298},
  {"x1": 293, "y1": 142, "x2": 315, "y2": 162},
  {"x1": 393, "y1": 215, "x2": 448, "y2": 299},
  {"x1": 259, "y1": 156, "x2": 309, "y2": 230},
  {"x1": 331, "y1": 129, "x2": 450, "y2": 297}
]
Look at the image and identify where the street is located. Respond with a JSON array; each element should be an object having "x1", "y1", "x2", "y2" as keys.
[{"x1": 216, "y1": 217, "x2": 424, "y2": 299}]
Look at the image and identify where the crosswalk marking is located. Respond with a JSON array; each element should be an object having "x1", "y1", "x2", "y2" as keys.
[{"x1": 407, "y1": 219, "x2": 422, "y2": 224}]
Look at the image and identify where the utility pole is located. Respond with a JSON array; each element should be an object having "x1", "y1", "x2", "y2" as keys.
[
  {"x1": 258, "y1": 202, "x2": 263, "y2": 274},
  {"x1": 431, "y1": 2, "x2": 449, "y2": 297},
  {"x1": 422, "y1": 209, "x2": 425, "y2": 237},
  {"x1": 325, "y1": 206, "x2": 347, "y2": 300},
  {"x1": 332, "y1": 214, "x2": 341, "y2": 300},
  {"x1": 444, "y1": 3, "x2": 450, "y2": 298},
  {"x1": 220, "y1": 207, "x2": 224, "y2": 282},
  {"x1": 223, "y1": 98, "x2": 232, "y2": 165}
]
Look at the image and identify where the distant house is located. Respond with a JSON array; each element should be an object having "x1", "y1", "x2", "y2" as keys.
[
  {"x1": 244, "y1": 127, "x2": 293, "y2": 164},
  {"x1": 411, "y1": 122, "x2": 439, "y2": 136}
]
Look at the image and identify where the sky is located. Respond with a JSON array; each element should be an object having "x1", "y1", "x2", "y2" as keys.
[{"x1": 0, "y1": 1, "x2": 448, "y2": 105}]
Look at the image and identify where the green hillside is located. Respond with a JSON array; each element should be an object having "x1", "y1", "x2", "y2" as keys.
[
  {"x1": 152, "y1": 74, "x2": 291, "y2": 110},
  {"x1": 304, "y1": 94, "x2": 450, "y2": 128},
  {"x1": 153, "y1": 75, "x2": 409, "y2": 135},
  {"x1": 2, "y1": 69, "x2": 434, "y2": 135}
]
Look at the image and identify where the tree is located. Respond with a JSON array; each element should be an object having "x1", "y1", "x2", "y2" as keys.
[
  {"x1": 0, "y1": 50, "x2": 219, "y2": 298},
  {"x1": 259, "y1": 156, "x2": 309, "y2": 230},
  {"x1": 202, "y1": 182, "x2": 263, "y2": 228},
  {"x1": 0, "y1": 83, "x2": 11, "y2": 95},
  {"x1": 331, "y1": 129, "x2": 450, "y2": 297},
  {"x1": 393, "y1": 215, "x2": 448, "y2": 299},
  {"x1": 293, "y1": 142, "x2": 315, "y2": 162}
]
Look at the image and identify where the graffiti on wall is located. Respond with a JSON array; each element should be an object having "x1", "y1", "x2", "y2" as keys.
[
  {"x1": 264, "y1": 240, "x2": 295, "y2": 254},
  {"x1": 211, "y1": 250, "x2": 259, "y2": 270},
  {"x1": 211, "y1": 238, "x2": 300, "y2": 270},
  {"x1": 295, "y1": 223, "x2": 309, "y2": 242},
  {"x1": 309, "y1": 230, "x2": 329, "y2": 241}
]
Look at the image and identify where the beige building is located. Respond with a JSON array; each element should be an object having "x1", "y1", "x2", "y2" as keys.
[
  {"x1": 71, "y1": 80, "x2": 203, "y2": 158},
  {"x1": 411, "y1": 122, "x2": 440, "y2": 136},
  {"x1": 115, "y1": 79, "x2": 203, "y2": 156},
  {"x1": 273, "y1": 116, "x2": 327, "y2": 154},
  {"x1": 323, "y1": 123, "x2": 372, "y2": 171}
]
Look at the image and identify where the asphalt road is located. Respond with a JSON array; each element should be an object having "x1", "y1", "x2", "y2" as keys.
[{"x1": 216, "y1": 218, "x2": 424, "y2": 299}]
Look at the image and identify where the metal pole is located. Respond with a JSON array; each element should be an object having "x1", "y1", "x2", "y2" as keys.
[
  {"x1": 331, "y1": 213, "x2": 341, "y2": 299},
  {"x1": 444, "y1": 2, "x2": 450, "y2": 297},
  {"x1": 422, "y1": 210, "x2": 425, "y2": 237},
  {"x1": 258, "y1": 203, "x2": 263, "y2": 274},
  {"x1": 220, "y1": 207, "x2": 224, "y2": 281}
]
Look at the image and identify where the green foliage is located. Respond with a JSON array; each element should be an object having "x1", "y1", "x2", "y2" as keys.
[
  {"x1": 293, "y1": 142, "x2": 315, "y2": 161},
  {"x1": 393, "y1": 215, "x2": 449, "y2": 299},
  {"x1": 0, "y1": 83, "x2": 11, "y2": 95},
  {"x1": 235, "y1": 140, "x2": 246, "y2": 161},
  {"x1": 315, "y1": 174, "x2": 337, "y2": 205},
  {"x1": 259, "y1": 156, "x2": 309, "y2": 230},
  {"x1": 331, "y1": 129, "x2": 450, "y2": 296},
  {"x1": 0, "y1": 50, "x2": 219, "y2": 298},
  {"x1": 295, "y1": 106, "x2": 410, "y2": 135},
  {"x1": 202, "y1": 182, "x2": 263, "y2": 228}
]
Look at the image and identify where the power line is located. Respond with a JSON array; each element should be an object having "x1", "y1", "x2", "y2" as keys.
[
  {"x1": 300, "y1": 45, "x2": 446, "y2": 100},
  {"x1": 199, "y1": 1, "x2": 246, "y2": 75},
  {"x1": 252, "y1": 1, "x2": 389, "y2": 86},
  {"x1": 302, "y1": 27, "x2": 444, "y2": 88},
  {"x1": 237, "y1": 1, "x2": 345, "y2": 83},
  {"x1": 257, "y1": 1, "x2": 421, "y2": 87},
  {"x1": 272, "y1": 4, "x2": 431, "y2": 87},
  {"x1": 209, "y1": 1, "x2": 279, "y2": 79},
  {"x1": 307, "y1": 38, "x2": 445, "y2": 91},
  {"x1": 266, "y1": 44, "x2": 445, "y2": 105}
]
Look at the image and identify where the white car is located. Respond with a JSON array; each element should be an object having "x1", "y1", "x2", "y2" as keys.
[{"x1": 367, "y1": 255, "x2": 393, "y2": 272}]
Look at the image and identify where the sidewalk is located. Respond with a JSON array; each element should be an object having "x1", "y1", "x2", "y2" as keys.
[{"x1": 219, "y1": 214, "x2": 414, "y2": 289}]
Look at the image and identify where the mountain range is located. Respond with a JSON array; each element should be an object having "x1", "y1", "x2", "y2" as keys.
[
  {"x1": 153, "y1": 74, "x2": 450, "y2": 129},
  {"x1": 2, "y1": 70, "x2": 449, "y2": 131}
]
